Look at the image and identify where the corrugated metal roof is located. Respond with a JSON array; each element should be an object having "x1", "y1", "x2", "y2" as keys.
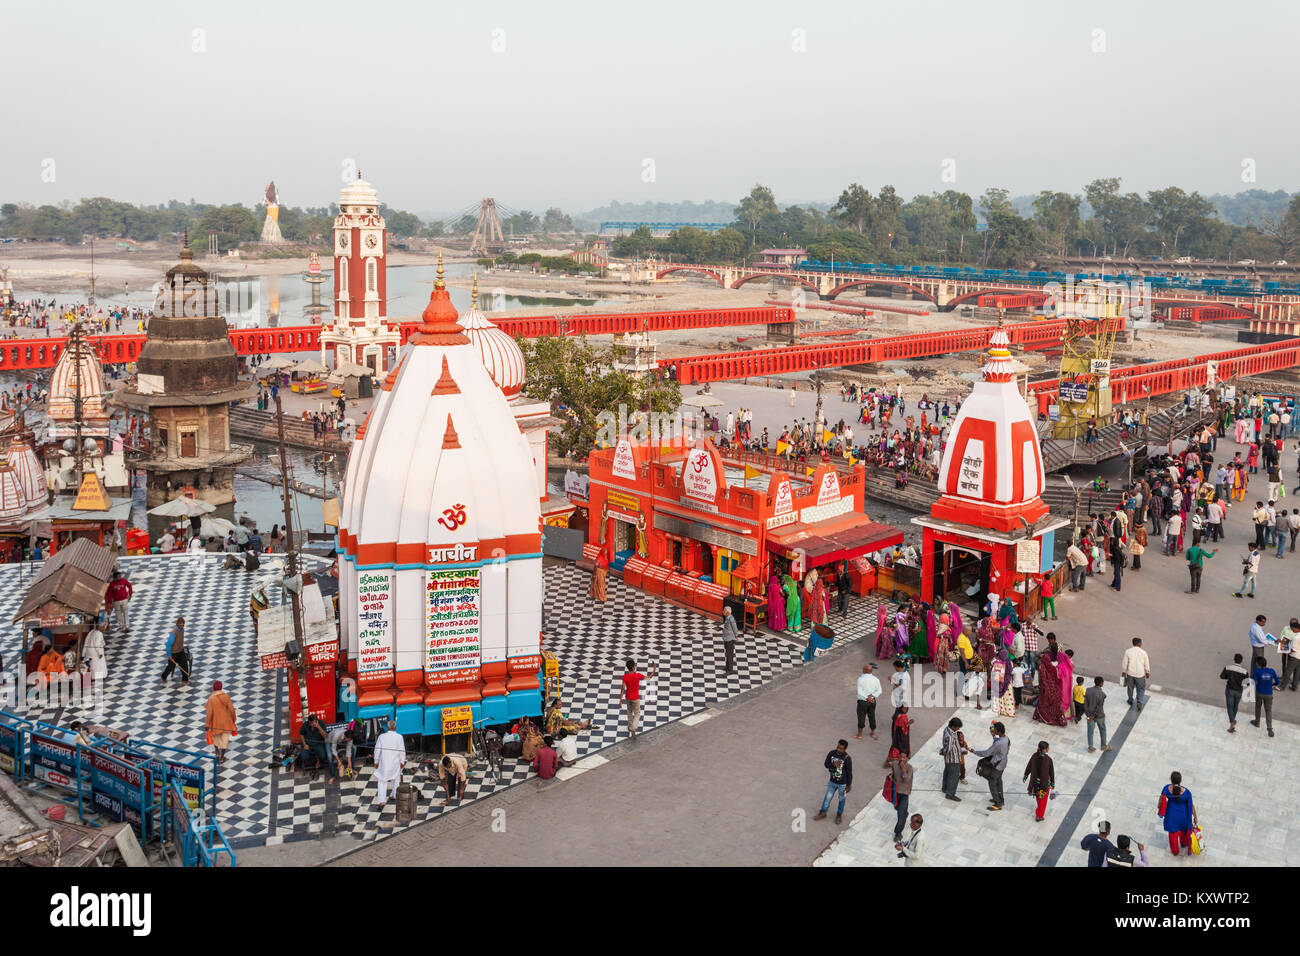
[
  {"x1": 13, "y1": 567, "x2": 109, "y2": 622},
  {"x1": 30, "y1": 538, "x2": 116, "y2": 588}
]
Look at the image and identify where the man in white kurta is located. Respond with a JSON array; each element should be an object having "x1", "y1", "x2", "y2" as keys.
[
  {"x1": 82, "y1": 626, "x2": 106, "y2": 682},
  {"x1": 373, "y1": 721, "x2": 406, "y2": 805}
]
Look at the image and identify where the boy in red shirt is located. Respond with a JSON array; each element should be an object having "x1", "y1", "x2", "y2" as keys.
[
  {"x1": 1040, "y1": 576, "x2": 1056, "y2": 621},
  {"x1": 619, "y1": 658, "x2": 658, "y2": 740}
]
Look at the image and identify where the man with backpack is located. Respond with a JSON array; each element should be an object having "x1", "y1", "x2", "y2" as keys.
[
  {"x1": 967, "y1": 721, "x2": 1010, "y2": 811},
  {"x1": 886, "y1": 750, "x2": 913, "y2": 842}
]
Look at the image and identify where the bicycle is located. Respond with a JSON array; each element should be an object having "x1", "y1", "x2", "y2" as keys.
[{"x1": 470, "y1": 718, "x2": 504, "y2": 782}]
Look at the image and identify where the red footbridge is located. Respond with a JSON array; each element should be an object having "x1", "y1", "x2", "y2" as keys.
[{"x1": 0, "y1": 306, "x2": 794, "y2": 372}]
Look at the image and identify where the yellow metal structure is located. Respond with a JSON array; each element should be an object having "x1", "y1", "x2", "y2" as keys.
[{"x1": 1052, "y1": 283, "x2": 1124, "y2": 440}]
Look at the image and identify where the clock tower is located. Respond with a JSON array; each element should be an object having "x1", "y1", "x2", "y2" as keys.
[{"x1": 322, "y1": 173, "x2": 401, "y2": 373}]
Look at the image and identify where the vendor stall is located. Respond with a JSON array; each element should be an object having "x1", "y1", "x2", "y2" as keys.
[
  {"x1": 11, "y1": 537, "x2": 114, "y2": 676},
  {"x1": 587, "y1": 435, "x2": 903, "y2": 621}
]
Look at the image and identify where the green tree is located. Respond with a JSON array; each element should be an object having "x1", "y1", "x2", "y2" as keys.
[
  {"x1": 384, "y1": 209, "x2": 423, "y2": 238},
  {"x1": 872, "y1": 185, "x2": 903, "y2": 251},
  {"x1": 197, "y1": 204, "x2": 258, "y2": 250},
  {"x1": 830, "y1": 183, "x2": 873, "y2": 235},
  {"x1": 1255, "y1": 195, "x2": 1300, "y2": 260},
  {"x1": 517, "y1": 335, "x2": 681, "y2": 459},
  {"x1": 542, "y1": 207, "x2": 574, "y2": 233},
  {"x1": 734, "y1": 184, "x2": 779, "y2": 243},
  {"x1": 982, "y1": 207, "x2": 1036, "y2": 268},
  {"x1": 1032, "y1": 191, "x2": 1082, "y2": 257}
]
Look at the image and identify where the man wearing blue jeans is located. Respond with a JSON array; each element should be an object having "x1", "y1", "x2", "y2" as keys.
[
  {"x1": 814, "y1": 739, "x2": 853, "y2": 825},
  {"x1": 1084, "y1": 676, "x2": 1111, "y2": 752}
]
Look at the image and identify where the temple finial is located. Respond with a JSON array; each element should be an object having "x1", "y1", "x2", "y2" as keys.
[
  {"x1": 472, "y1": 271, "x2": 478, "y2": 308},
  {"x1": 435, "y1": 250, "x2": 445, "y2": 289}
]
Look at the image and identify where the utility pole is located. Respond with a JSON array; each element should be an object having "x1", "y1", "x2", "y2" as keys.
[
  {"x1": 274, "y1": 392, "x2": 303, "y2": 647},
  {"x1": 88, "y1": 238, "x2": 96, "y2": 307},
  {"x1": 71, "y1": 323, "x2": 85, "y2": 487}
]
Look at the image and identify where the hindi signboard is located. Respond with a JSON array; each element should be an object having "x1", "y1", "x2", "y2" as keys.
[
  {"x1": 356, "y1": 570, "x2": 394, "y2": 679},
  {"x1": 1059, "y1": 382, "x2": 1090, "y2": 404},
  {"x1": 1016, "y1": 539, "x2": 1042, "y2": 574},
  {"x1": 425, "y1": 567, "x2": 482, "y2": 685},
  {"x1": 0, "y1": 724, "x2": 16, "y2": 775},
  {"x1": 440, "y1": 705, "x2": 473, "y2": 736}
]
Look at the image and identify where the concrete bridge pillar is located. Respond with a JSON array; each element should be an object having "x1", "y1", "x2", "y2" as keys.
[
  {"x1": 817, "y1": 274, "x2": 835, "y2": 299},
  {"x1": 934, "y1": 281, "x2": 953, "y2": 308}
]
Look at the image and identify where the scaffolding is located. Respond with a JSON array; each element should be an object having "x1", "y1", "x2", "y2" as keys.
[{"x1": 1052, "y1": 282, "x2": 1124, "y2": 439}]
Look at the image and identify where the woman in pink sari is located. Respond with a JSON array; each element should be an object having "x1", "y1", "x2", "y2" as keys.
[
  {"x1": 1033, "y1": 652, "x2": 1069, "y2": 726},
  {"x1": 948, "y1": 605, "x2": 965, "y2": 647},
  {"x1": 1058, "y1": 648, "x2": 1076, "y2": 715},
  {"x1": 767, "y1": 573, "x2": 787, "y2": 632},
  {"x1": 925, "y1": 608, "x2": 939, "y2": 662},
  {"x1": 874, "y1": 603, "x2": 892, "y2": 659}
]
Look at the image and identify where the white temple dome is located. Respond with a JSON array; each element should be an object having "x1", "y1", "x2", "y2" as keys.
[
  {"x1": 0, "y1": 459, "x2": 26, "y2": 521},
  {"x1": 48, "y1": 333, "x2": 111, "y2": 427},
  {"x1": 338, "y1": 177, "x2": 379, "y2": 209},
  {"x1": 9, "y1": 434, "x2": 46, "y2": 513},
  {"x1": 459, "y1": 278, "x2": 526, "y2": 398}
]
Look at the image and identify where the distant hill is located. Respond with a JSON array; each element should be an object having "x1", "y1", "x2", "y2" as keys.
[{"x1": 1207, "y1": 189, "x2": 1295, "y2": 226}]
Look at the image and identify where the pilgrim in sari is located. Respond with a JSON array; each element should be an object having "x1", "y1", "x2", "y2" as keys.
[
  {"x1": 782, "y1": 575, "x2": 801, "y2": 632},
  {"x1": 933, "y1": 614, "x2": 952, "y2": 674},
  {"x1": 874, "y1": 603, "x2": 892, "y2": 659},
  {"x1": 894, "y1": 609, "x2": 910, "y2": 656},
  {"x1": 811, "y1": 578, "x2": 828, "y2": 626},
  {"x1": 1033, "y1": 652, "x2": 1069, "y2": 726},
  {"x1": 1058, "y1": 648, "x2": 1076, "y2": 715},
  {"x1": 767, "y1": 573, "x2": 787, "y2": 632},
  {"x1": 991, "y1": 658, "x2": 1016, "y2": 717},
  {"x1": 949, "y1": 605, "x2": 965, "y2": 647},
  {"x1": 907, "y1": 614, "x2": 929, "y2": 663},
  {"x1": 925, "y1": 608, "x2": 939, "y2": 661}
]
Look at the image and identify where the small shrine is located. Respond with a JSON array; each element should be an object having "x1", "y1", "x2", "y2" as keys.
[{"x1": 911, "y1": 320, "x2": 1068, "y2": 614}]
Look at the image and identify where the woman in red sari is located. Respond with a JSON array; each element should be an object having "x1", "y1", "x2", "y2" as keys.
[{"x1": 1033, "y1": 651, "x2": 1069, "y2": 726}]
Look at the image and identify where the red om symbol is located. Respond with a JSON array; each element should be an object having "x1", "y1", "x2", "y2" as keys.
[{"x1": 437, "y1": 503, "x2": 467, "y2": 530}]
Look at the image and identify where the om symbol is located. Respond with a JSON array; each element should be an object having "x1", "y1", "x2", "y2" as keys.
[
  {"x1": 691, "y1": 455, "x2": 707, "y2": 474},
  {"x1": 437, "y1": 503, "x2": 467, "y2": 530}
]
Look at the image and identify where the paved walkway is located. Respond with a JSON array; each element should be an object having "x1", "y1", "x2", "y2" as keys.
[{"x1": 816, "y1": 689, "x2": 1294, "y2": 867}]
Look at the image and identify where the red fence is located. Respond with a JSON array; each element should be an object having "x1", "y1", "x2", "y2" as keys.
[
  {"x1": 659, "y1": 317, "x2": 1125, "y2": 384},
  {"x1": 1027, "y1": 338, "x2": 1300, "y2": 414},
  {"x1": 0, "y1": 306, "x2": 794, "y2": 371}
]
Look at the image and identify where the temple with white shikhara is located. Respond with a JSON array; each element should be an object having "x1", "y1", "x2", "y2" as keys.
[{"x1": 337, "y1": 256, "x2": 545, "y2": 734}]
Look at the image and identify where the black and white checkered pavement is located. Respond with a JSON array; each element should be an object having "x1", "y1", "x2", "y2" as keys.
[{"x1": 0, "y1": 555, "x2": 882, "y2": 848}]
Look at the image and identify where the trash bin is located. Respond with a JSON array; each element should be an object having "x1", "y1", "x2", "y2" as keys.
[{"x1": 395, "y1": 783, "x2": 417, "y2": 823}]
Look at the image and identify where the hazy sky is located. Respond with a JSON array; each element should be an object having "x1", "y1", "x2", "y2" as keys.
[{"x1": 4, "y1": 0, "x2": 1296, "y2": 216}]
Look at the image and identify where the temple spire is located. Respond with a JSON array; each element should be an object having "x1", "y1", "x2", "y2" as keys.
[{"x1": 472, "y1": 271, "x2": 479, "y2": 308}]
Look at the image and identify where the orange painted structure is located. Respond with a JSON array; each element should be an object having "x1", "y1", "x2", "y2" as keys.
[
  {"x1": 659, "y1": 316, "x2": 1117, "y2": 385},
  {"x1": 1026, "y1": 338, "x2": 1300, "y2": 415},
  {"x1": 586, "y1": 437, "x2": 902, "y2": 620},
  {"x1": 0, "y1": 307, "x2": 792, "y2": 371}
]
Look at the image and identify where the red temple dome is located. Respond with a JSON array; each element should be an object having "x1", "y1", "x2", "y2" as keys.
[{"x1": 929, "y1": 320, "x2": 1048, "y2": 532}]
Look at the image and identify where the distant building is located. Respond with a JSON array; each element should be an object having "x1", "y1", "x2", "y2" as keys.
[
  {"x1": 757, "y1": 248, "x2": 806, "y2": 271},
  {"x1": 571, "y1": 248, "x2": 607, "y2": 267}
]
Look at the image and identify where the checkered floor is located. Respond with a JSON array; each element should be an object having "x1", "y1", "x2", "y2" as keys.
[
  {"x1": 1, "y1": 556, "x2": 882, "y2": 848},
  {"x1": 0, "y1": 552, "x2": 321, "y2": 846}
]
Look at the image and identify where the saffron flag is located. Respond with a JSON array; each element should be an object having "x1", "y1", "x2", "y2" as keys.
[
  {"x1": 805, "y1": 467, "x2": 815, "y2": 477},
  {"x1": 776, "y1": 441, "x2": 789, "y2": 455},
  {"x1": 744, "y1": 465, "x2": 762, "y2": 480},
  {"x1": 823, "y1": 430, "x2": 834, "y2": 444}
]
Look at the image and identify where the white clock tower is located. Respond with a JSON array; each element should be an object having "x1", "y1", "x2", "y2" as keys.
[{"x1": 322, "y1": 174, "x2": 401, "y2": 373}]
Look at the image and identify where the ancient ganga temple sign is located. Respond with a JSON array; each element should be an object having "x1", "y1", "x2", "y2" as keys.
[
  {"x1": 425, "y1": 567, "x2": 482, "y2": 686},
  {"x1": 356, "y1": 570, "x2": 394, "y2": 677}
]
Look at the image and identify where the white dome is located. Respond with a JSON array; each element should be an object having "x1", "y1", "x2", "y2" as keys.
[
  {"x1": 460, "y1": 303, "x2": 526, "y2": 398},
  {"x1": 338, "y1": 177, "x2": 379, "y2": 209},
  {"x1": 0, "y1": 460, "x2": 26, "y2": 522},
  {"x1": 8, "y1": 435, "x2": 45, "y2": 513},
  {"x1": 48, "y1": 336, "x2": 110, "y2": 425}
]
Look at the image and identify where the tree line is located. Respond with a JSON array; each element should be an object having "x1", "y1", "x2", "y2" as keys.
[
  {"x1": 611, "y1": 181, "x2": 1300, "y2": 267},
  {"x1": 0, "y1": 198, "x2": 581, "y2": 251}
]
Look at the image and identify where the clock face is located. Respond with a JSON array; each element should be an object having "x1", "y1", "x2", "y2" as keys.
[
  {"x1": 365, "y1": 234, "x2": 378, "y2": 249},
  {"x1": 337, "y1": 233, "x2": 349, "y2": 250}
]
